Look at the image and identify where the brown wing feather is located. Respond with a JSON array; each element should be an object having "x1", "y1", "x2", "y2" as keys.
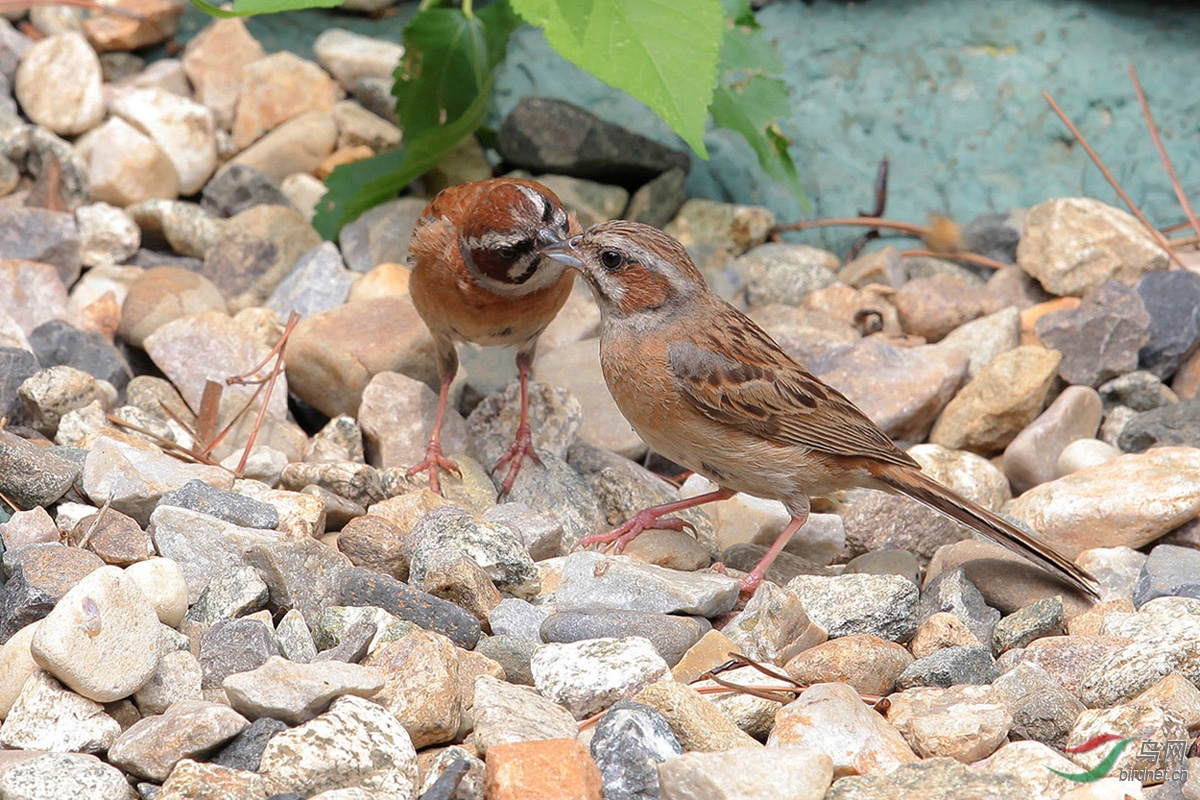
[{"x1": 667, "y1": 301, "x2": 918, "y2": 469}]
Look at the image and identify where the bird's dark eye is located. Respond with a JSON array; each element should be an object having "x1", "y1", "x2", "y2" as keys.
[
  {"x1": 600, "y1": 249, "x2": 623, "y2": 271},
  {"x1": 496, "y1": 246, "x2": 518, "y2": 262}
]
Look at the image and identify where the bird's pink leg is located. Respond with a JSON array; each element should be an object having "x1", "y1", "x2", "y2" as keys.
[
  {"x1": 579, "y1": 488, "x2": 736, "y2": 553},
  {"x1": 406, "y1": 371, "x2": 461, "y2": 495},
  {"x1": 738, "y1": 511, "x2": 808, "y2": 597},
  {"x1": 493, "y1": 356, "x2": 543, "y2": 496}
]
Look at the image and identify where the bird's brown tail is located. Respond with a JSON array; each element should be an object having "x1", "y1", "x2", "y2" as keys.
[{"x1": 872, "y1": 465, "x2": 1099, "y2": 600}]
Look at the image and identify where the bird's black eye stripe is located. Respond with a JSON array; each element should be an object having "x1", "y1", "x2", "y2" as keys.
[
  {"x1": 493, "y1": 238, "x2": 535, "y2": 262},
  {"x1": 600, "y1": 249, "x2": 623, "y2": 271},
  {"x1": 541, "y1": 196, "x2": 556, "y2": 224}
]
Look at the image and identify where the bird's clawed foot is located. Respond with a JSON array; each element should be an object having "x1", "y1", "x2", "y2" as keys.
[
  {"x1": 407, "y1": 441, "x2": 461, "y2": 496},
  {"x1": 578, "y1": 511, "x2": 696, "y2": 554},
  {"x1": 492, "y1": 422, "x2": 543, "y2": 497},
  {"x1": 737, "y1": 571, "x2": 765, "y2": 599},
  {"x1": 710, "y1": 561, "x2": 762, "y2": 600}
]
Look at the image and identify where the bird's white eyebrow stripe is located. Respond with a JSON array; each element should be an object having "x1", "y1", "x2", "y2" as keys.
[{"x1": 515, "y1": 184, "x2": 545, "y2": 214}]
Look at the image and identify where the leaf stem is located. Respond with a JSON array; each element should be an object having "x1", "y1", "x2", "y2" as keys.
[{"x1": 461, "y1": 0, "x2": 472, "y2": 18}]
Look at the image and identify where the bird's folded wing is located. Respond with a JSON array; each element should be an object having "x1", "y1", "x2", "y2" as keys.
[{"x1": 667, "y1": 329, "x2": 917, "y2": 468}]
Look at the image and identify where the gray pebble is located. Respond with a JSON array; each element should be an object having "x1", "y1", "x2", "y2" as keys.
[{"x1": 895, "y1": 645, "x2": 999, "y2": 690}]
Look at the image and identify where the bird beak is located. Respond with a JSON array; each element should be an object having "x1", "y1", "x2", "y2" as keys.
[{"x1": 536, "y1": 228, "x2": 583, "y2": 268}]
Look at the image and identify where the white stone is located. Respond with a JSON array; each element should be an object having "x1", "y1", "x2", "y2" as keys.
[
  {"x1": 658, "y1": 747, "x2": 833, "y2": 800},
  {"x1": 313, "y1": 28, "x2": 404, "y2": 88},
  {"x1": 0, "y1": 752, "x2": 134, "y2": 800},
  {"x1": 133, "y1": 648, "x2": 202, "y2": 716},
  {"x1": 1008, "y1": 446, "x2": 1200, "y2": 559},
  {"x1": 281, "y1": 172, "x2": 328, "y2": 221},
  {"x1": 531, "y1": 636, "x2": 671, "y2": 719},
  {"x1": 259, "y1": 694, "x2": 418, "y2": 798},
  {"x1": 0, "y1": 505, "x2": 58, "y2": 549},
  {"x1": 978, "y1": 740, "x2": 1131, "y2": 800},
  {"x1": 0, "y1": 622, "x2": 40, "y2": 719},
  {"x1": 937, "y1": 306, "x2": 1021, "y2": 379},
  {"x1": 124, "y1": 557, "x2": 190, "y2": 627},
  {"x1": 110, "y1": 87, "x2": 218, "y2": 195},
  {"x1": 14, "y1": 32, "x2": 104, "y2": 135},
  {"x1": 358, "y1": 371, "x2": 467, "y2": 471},
  {"x1": 81, "y1": 435, "x2": 234, "y2": 526},
  {"x1": 552, "y1": 551, "x2": 739, "y2": 618},
  {"x1": 768, "y1": 682, "x2": 918, "y2": 777},
  {"x1": 1057, "y1": 438, "x2": 1122, "y2": 477},
  {"x1": 0, "y1": 671, "x2": 121, "y2": 752},
  {"x1": 75, "y1": 117, "x2": 180, "y2": 205},
  {"x1": 886, "y1": 684, "x2": 1012, "y2": 762},
  {"x1": 76, "y1": 202, "x2": 140, "y2": 268},
  {"x1": 0, "y1": 308, "x2": 31, "y2": 351},
  {"x1": 1075, "y1": 546, "x2": 1145, "y2": 603},
  {"x1": 31, "y1": 565, "x2": 161, "y2": 702},
  {"x1": 534, "y1": 338, "x2": 644, "y2": 459}
]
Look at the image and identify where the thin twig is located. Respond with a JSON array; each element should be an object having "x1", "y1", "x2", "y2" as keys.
[
  {"x1": 900, "y1": 248, "x2": 1010, "y2": 271},
  {"x1": 106, "y1": 414, "x2": 220, "y2": 466},
  {"x1": 771, "y1": 216, "x2": 931, "y2": 241},
  {"x1": 847, "y1": 158, "x2": 890, "y2": 261},
  {"x1": 1043, "y1": 90, "x2": 1186, "y2": 269},
  {"x1": 229, "y1": 311, "x2": 300, "y2": 475},
  {"x1": 1129, "y1": 63, "x2": 1200, "y2": 240},
  {"x1": 77, "y1": 495, "x2": 113, "y2": 550},
  {"x1": 226, "y1": 312, "x2": 300, "y2": 387}
]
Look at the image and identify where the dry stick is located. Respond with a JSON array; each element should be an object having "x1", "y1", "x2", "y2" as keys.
[
  {"x1": 189, "y1": 312, "x2": 300, "y2": 468},
  {"x1": 900, "y1": 248, "x2": 1011, "y2": 271},
  {"x1": 106, "y1": 414, "x2": 219, "y2": 465},
  {"x1": 1130, "y1": 63, "x2": 1200, "y2": 240},
  {"x1": 225, "y1": 311, "x2": 301, "y2": 475},
  {"x1": 1162, "y1": 220, "x2": 1196, "y2": 235},
  {"x1": 1042, "y1": 90, "x2": 1187, "y2": 270},
  {"x1": 771, "y1": 215, "x2": 931, "y2": 241},
  {"x1": 777, "y1": 215, "x2": 1014, "y2": 271},
  {"x1": 77, "y1": 495, "x2": 114, "y2": 550}
]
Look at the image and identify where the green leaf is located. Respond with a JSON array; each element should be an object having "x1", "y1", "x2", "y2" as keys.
[
  {"x1": 478, "y1": 0, "x2": 524, "y2": 72},
  {"x1": 710, "y1": 78, "x2": 805, "y2": 204},
  {"x1": 188, "y1": 0, "x2": 341, "y2": 18},
  {"x1": 712, "y1": 0, "x2": 807, "y2": 207},
  {"x1": 396, "y1": 9, "x2": 487, "y2": 133},
  {"x1": 315, "y1": 2, "x2": 522, "y2": 238},
  {"x1": 312, "y1": 87, "x2": 493, "y2": 239},
  {"x1": 512, "y1": 0, "x2": 724, "y2": 157},
  {"x1": 721, "y1": 0, "x2": 756, "y2": 27}
]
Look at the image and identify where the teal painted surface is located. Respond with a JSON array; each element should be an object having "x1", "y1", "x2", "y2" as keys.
[
  {"x1": 495, "y1": 0, "x2": 1200, "y2": 252},
  {"x1": 178, "y1": 0, "x2": 1200, "y2": 253}
]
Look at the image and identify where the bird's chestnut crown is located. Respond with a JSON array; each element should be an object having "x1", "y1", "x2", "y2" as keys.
[{"x1": 458, "y1": 182, "x2": 572, "y2": 293}]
